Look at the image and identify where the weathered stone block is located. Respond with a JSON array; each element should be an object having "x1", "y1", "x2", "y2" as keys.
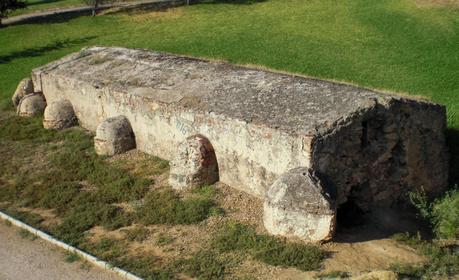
[
  {"x1": 169, "y1": 134, "x2": 219, "y2": 190},
  {"x1": 12, "y1": 78, "x2": 34, "y2": 107},
  {"x1": 17, "y1": 92, "x2": 46, "y2": 117},
  {"x1": 94, "y1": 116, "x2": 136, "y2": 156},
  {"x1": 31, "y1": 46, "x2": 448, "y2": 241},
  {"x1": 43, "y1": 100, "x2": 78, "y2": 130},
  {"x1": 264, "y1": 168, "x2": 336, "y2": 242}
]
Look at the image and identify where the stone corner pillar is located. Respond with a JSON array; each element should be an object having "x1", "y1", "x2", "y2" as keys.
[
  {"x1": 94, "y1": 116, "x2": 136, "y2": 156},
  {"x1": 17, "y1": 92, "x2": 46, "y2": 117},
  {"x1": 263, "y1": 167, "x2": 336, "y2": 242},
  {"x1": 43, "y1": 100, "x2": 78, "y2": 130},
  {"x1": 169, "y1": 134, "x2": 219, "y2": 191}
]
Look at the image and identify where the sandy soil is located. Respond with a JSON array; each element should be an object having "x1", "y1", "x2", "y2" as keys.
[{"x1": 0, "y1": 222, "x2": 122, "y2": 280}]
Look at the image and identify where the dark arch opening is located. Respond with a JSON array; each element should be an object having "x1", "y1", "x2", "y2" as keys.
[{"x1": 337, "y1": 199, "x2": 366, "y2": 229}]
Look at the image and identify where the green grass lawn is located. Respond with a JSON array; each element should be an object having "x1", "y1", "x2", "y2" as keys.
[
  {"x1": 9, "y1": 0, "x2": 84, "y2": 16},
  {"x1": 1, "y1": 0, "x2": 458, "y2": 182}
]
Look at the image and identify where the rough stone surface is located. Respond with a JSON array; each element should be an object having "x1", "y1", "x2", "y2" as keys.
[
  {"x1": 12, "y1": 78, "x2": 34, "y2": 107},
  {"x1": 264, "y1": 167, "x2": 336, "y2": 242},
  {"x1": 94, "y1": 116, "x2": 136, "y2": 156},
  {"x1": 17, "y1": 92, "x2": 46, "y2": 117},
  {"x1": 31, "y1": 47, "x2": 449, "y2": 241},
  {"x1": 43, "y1": 100, "x2": 78, "y2": 130},
  {"x1": 169, "y1": 134, "x2": 219, "y2": 190}
]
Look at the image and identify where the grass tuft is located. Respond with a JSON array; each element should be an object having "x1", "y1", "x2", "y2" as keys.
[
  {"x1": 182, "y1": 250, "x2": 227, "y2": 280},
  {"x1": 214, "y1": 222, "x2": 325, "y2": 271},
  {"x1": 391, "y1": 232, "x2": 459, "y2": 278},
  {"x1": 64, "y1": 251, "x2": 81, "y2": 263},
  {"x1": 136, "y1": 189, "x2": 216, "y2": 225},
  {"x1": 122, "y1": 225, "x2": 150, "y2": 242}
]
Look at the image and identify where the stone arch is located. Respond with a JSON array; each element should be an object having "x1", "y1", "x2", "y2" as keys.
[
  {"x1": 43, "y1": 99, "x2": 78, "y2": 130},
  {"x1": 94, "y1": 115, "x2": 136, "y2": 156},
  {"x1": 169, "y1": 134, "x2": 219, "y2": 191}
]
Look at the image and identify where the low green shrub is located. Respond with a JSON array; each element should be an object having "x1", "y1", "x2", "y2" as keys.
[
  {"x1": 64, "y1": 252, "x2": 81, "y2": 263},
  {"x1": 122, "y1": 226, "x2": 150, "y2": 242},
  {"x1": 410, "y1": 188, "x2": 459, "y2": 239},
  {"x1": 431, "y1": 190, "x2": 459, "y2": 239},
  {"x1": 315, "y1": 271, "x2": 350, "y2": 279},
  {"x1": 136, "y1": 189, "x2": 216, "y2": 225},
  {"x1": 182, "y1": 250, "x2": 227, "y2": 280},
  {"x1": 155, "y1": 233, "x2": 174, "y2": 246},
  {"x1": 214, "y1": 222, "x2": 325, "y2": 271},
  {"x1": 18, "y1": 229, "x2": 37, "y2": 240},
  {"x1": 53, "y1": 202, "x2": 132, "y2": 245},
  {"x1": 391, "y1": 232, "x2": 459, "y2": 278},
  {"x1": 82, "y1": 237, "x2": 127, "y2": 263},
  {"x1": 4, "y1": 208, "x2": 44, "y2": 228}
]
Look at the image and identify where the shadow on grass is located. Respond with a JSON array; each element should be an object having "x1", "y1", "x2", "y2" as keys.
[
  {"x1": 105, "y1": 0, "x2": 185, "y2": 15},
  {"x1": 0, "y1": 36, "x2": 96, "y2": 64},
  {"x1": 5, "y1": 9, "x2": 92, "y2": 26},
  {"x1": 197, "y1": 0, "x2": 266, "y2": 4},
  {"x1": 446, "y1": 128, "x2": 459, "y2": 187},
  {"x1": 26, "y1": 0, "x2": 64, "y2": 6}
]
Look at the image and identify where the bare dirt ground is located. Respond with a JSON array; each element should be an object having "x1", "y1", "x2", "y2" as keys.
[{"x1": 0, "y1": 222, "x2": 122, "y2": 280}]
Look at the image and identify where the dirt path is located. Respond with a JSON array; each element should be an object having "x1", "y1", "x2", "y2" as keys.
[
  {"x1": 2, "y1": 0, "x2": 180, "y2": 26},
  {"x1": 0, "y1": 222, "x2": 122, "y2": 280}
]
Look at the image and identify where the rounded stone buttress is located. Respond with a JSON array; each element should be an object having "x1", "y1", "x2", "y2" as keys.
[
  {"x1": 94, "y1": 116, "x2": 136, "y2": 156},
  {"x1": 12, "y1": 78, "x2": 34, "y2": 107},
  {"x1": 263, "y1": 167, "x2": 337, "y2": 242},
  {"x1": 43, "y1": 100, "x2": 78, "y2": 130},
  {"x1": 169, "y1": 134, "x2": 219, "y2": 191},
  {"x1": 17, "y1": 92, "x2": 46, "y2": 117}
]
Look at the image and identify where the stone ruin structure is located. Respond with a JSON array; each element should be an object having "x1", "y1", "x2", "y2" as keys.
[{"x1": 15, "y1": 46, "x2": 449, "y2": 242}]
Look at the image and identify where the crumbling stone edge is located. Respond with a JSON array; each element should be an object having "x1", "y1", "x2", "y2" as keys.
[{"x1": 0, "y1": 210, "x2": 143, "y2": 280}]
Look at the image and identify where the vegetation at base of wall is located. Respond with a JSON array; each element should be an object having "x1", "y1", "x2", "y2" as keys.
[
  {"x1": 391, "y1": 232, "x2": 459, "y2": 279},
  {"x1": 0, "y1": 113, "x2": 219, "y2": 246},
  {"x1": 214, "y1": 222, "x2": 325, "y2": 271},
  {"x1": 389, "y1": 189, "x2": 459, "y2": 278},
  {"x1": 136, "y1": 188, "x2": 218, "y2": 225},
  {"x1": 410, "y1": 188, "x2": 459, "y2": 240}
]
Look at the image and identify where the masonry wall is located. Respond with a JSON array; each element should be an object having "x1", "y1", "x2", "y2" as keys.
[
  {"x1": 310, "y1": 97, "x2": 449, "y2": 210},
  {"x1": 38, "y1": 73, "x2": 313, "y2": 197}
]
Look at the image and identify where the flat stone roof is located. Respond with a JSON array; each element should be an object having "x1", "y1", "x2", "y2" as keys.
[{"x1": 36, "y1": 46, "x2": 412, "y2": 136}]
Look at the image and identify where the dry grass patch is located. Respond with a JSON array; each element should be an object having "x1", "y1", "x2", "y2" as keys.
[{"x1": 416, "y1": 0, "x2": 459, "y2": 8}]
